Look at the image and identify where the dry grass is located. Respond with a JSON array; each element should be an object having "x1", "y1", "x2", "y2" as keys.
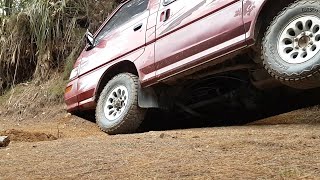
[
  {"x1": 0, "y1": 74, "x2": 67, "y2": 120},
  {"x1": 0, "y1": 0, "x2": 120, "y2": 92}
]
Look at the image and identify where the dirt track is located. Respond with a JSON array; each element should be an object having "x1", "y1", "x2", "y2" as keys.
[{"x1": 0, "y1": 106, "x2": 320, "y2": 179}]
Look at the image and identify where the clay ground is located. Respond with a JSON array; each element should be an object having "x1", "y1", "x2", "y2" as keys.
[{"x1": 0, "y1": 103, "x2": 319, "y2": 179}]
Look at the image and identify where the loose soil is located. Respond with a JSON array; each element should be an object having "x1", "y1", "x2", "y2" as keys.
[
  {"x1": 0, "y1": 129, "x2": 57, "y2": 142},
  {"x1": 0, "y1": 103, "x2": 319, "y2": 179}
]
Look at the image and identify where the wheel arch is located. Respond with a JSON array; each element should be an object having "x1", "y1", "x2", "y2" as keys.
[
  {"x1": 94, "y1": 60, "x2": 159, "y2": 108},
  {"x1": 253, "y1": 0, "x2": 296, "y2": 42},
  {"x1": 95, "y1": 60, "x2": 138, "y2": 102}
]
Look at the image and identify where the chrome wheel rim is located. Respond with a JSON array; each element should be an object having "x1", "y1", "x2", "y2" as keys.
[
  {"x1": 104, "y1": 85, "x2": 129, "y2": 121},
  {"x1": 277, "y1": 15, "x2": 320, "y2": 64}
]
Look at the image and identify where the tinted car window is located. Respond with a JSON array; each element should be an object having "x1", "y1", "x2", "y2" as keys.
[
  {"x1": 96, "y1": 0, "x2": 149, "y2": 41},
  {"x1": 163, "y1": 0, "x2": 176, "y2": 6}
]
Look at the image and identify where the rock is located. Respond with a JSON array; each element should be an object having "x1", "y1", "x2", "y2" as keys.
[
  {"x1": 0, "y1": 136, "x2": 10, "y2": 147},
  {"x1": 159, "y1": 133, "x2": 165, "y2": 138},
  {"x1": 159, "y1": 133, "x2": 171, "y2": 139},
  {"x1": 159, "y1": 133, "x2": 177, "y2": 139},
  {"x1": 64, "y1": 113, "x2": 72, "y2": 118}
]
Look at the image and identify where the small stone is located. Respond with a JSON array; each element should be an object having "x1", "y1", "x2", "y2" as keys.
[
  {"x1": 65, "y1": 113, "x2": 72, "y2": 118},
  {"x1": 192, "y1": 136, "x2": 200, "y2": 139},
  {"x1": 0, "y1": 136, "x2": 10, "y2": 147},
  {"x1": 159, "y1": 133, "x2": 165, "y2": 139}
]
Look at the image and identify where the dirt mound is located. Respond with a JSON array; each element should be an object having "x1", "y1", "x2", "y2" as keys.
[{"x1": 0, "y1": 129, "x2": 57, "y2": 142}]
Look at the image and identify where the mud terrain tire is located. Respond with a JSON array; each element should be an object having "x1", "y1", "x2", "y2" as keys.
[
  {"x1": 96, "y1": 73, "x2": 145, "y2": 135},
  {"x1": 262, "y1": 0, "x2": 320, "y2": 89}
]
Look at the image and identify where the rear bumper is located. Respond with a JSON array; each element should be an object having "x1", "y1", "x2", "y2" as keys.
[{"x1": 64, "y1": 79, "x2": 79, "y2": 112}]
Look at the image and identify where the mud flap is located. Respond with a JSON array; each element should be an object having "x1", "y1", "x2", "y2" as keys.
[{"x1": 138, "y1": 86, "x2": 159, "y2": 108}]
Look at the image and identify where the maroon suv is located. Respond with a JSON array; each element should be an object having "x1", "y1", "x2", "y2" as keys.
[{"x1": 65, "y1": 0, "x2": 320, "y2": 134}]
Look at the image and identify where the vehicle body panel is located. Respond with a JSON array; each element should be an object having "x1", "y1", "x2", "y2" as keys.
[
  {"x1": 78, "y1": 11, "x2": 149, "y2": 77},
  {"x1": 76, "y1": 48, "x2": 146, "y2": 110},
  {"x1": 68, "y1": 1, "x2": 153, "y2": 110},
  {"x1": 65, "y1": 79, "x2": 79, "y2": 112},
  {"x1": 154, "y1": 0, "x2": 246, "y2": 81},
  {"x1": 242, "y1": 0, "x2": 268, "y2": 44},
  {"x1": 136, "y1": 0, "x2": 160, "y2": 86}
]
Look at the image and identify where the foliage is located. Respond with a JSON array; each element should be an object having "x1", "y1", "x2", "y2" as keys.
[
  {"x1": 0, "y1": 0, "x2": 120, "y2": 93},
  {"x1": 0, "y1": 0, "x2": 29, "y2": 16}
]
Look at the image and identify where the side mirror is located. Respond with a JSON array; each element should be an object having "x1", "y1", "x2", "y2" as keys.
[{"x1": 86, "y1": 30, "x2": 95, "y2": 48}]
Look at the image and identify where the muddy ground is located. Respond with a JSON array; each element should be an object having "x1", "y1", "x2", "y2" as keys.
[{"x1": 0, "y1": 103, "x2": 319, "y2": 179}]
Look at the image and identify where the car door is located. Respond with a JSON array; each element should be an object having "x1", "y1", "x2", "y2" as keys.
[
  {"x1": 155, "y1": 0, "x2": 245, "y2": 80},
  {"x1": 78, "y1": 0, "x2": 150, "y2": 76},
  {"x1": 76, "y1": 0, "x2": 150, "y2": 103}
]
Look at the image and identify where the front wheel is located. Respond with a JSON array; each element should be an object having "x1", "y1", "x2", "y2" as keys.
[
  {"x1": 262, "y1": 0, "x2": 320, "y2": 89},
  {"x1": 96, "y1": 73, "x2": 145, "y2": 135}
]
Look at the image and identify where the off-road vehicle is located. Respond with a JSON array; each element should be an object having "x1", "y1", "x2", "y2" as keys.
[{"x1": 65, "y1": 0, "x2": 320, "y2": 134}]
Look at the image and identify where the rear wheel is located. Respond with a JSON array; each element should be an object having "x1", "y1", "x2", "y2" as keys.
[
  {"x1": 96, "y1": 73, "x2": 145, "y2": 135},
  {"x1": 262, "y1": 0, "x2": 320, "y2": 89}
]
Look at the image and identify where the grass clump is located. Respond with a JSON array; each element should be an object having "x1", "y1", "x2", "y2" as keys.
[{"x1": 47, "y1": 77, "x2": 68, "y2": 103}]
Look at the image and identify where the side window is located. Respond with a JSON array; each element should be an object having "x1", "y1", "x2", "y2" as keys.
[
  {"x1": 96, "y1": 0, "x2": 149, "y2": 41},
  {"x1": 163, "y1": 0, "x2": 176, "y2": 6}
]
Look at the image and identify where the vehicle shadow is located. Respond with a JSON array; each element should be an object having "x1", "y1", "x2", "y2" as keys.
[
  {"x1": 139, "y1": 87, "x2": 320, "y2": 132},
  {"x1": 75, "y1": 88, "x2": 320, "y2": 133}
]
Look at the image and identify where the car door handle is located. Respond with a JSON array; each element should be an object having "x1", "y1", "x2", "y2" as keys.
[
  {"x1": 133, "y1": 23, "x2": 143, "y2": 31},
  {"x1": 160, "y1": 9, "x2": 171, "y2": 22}
]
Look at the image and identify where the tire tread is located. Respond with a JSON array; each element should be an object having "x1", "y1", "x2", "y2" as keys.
[
  {"x1": 262, "y1": 0, "x2": 320, "y2": 89},
  {"x1": 96, "y1": 73, "x2": 145, "y2": 135}
]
